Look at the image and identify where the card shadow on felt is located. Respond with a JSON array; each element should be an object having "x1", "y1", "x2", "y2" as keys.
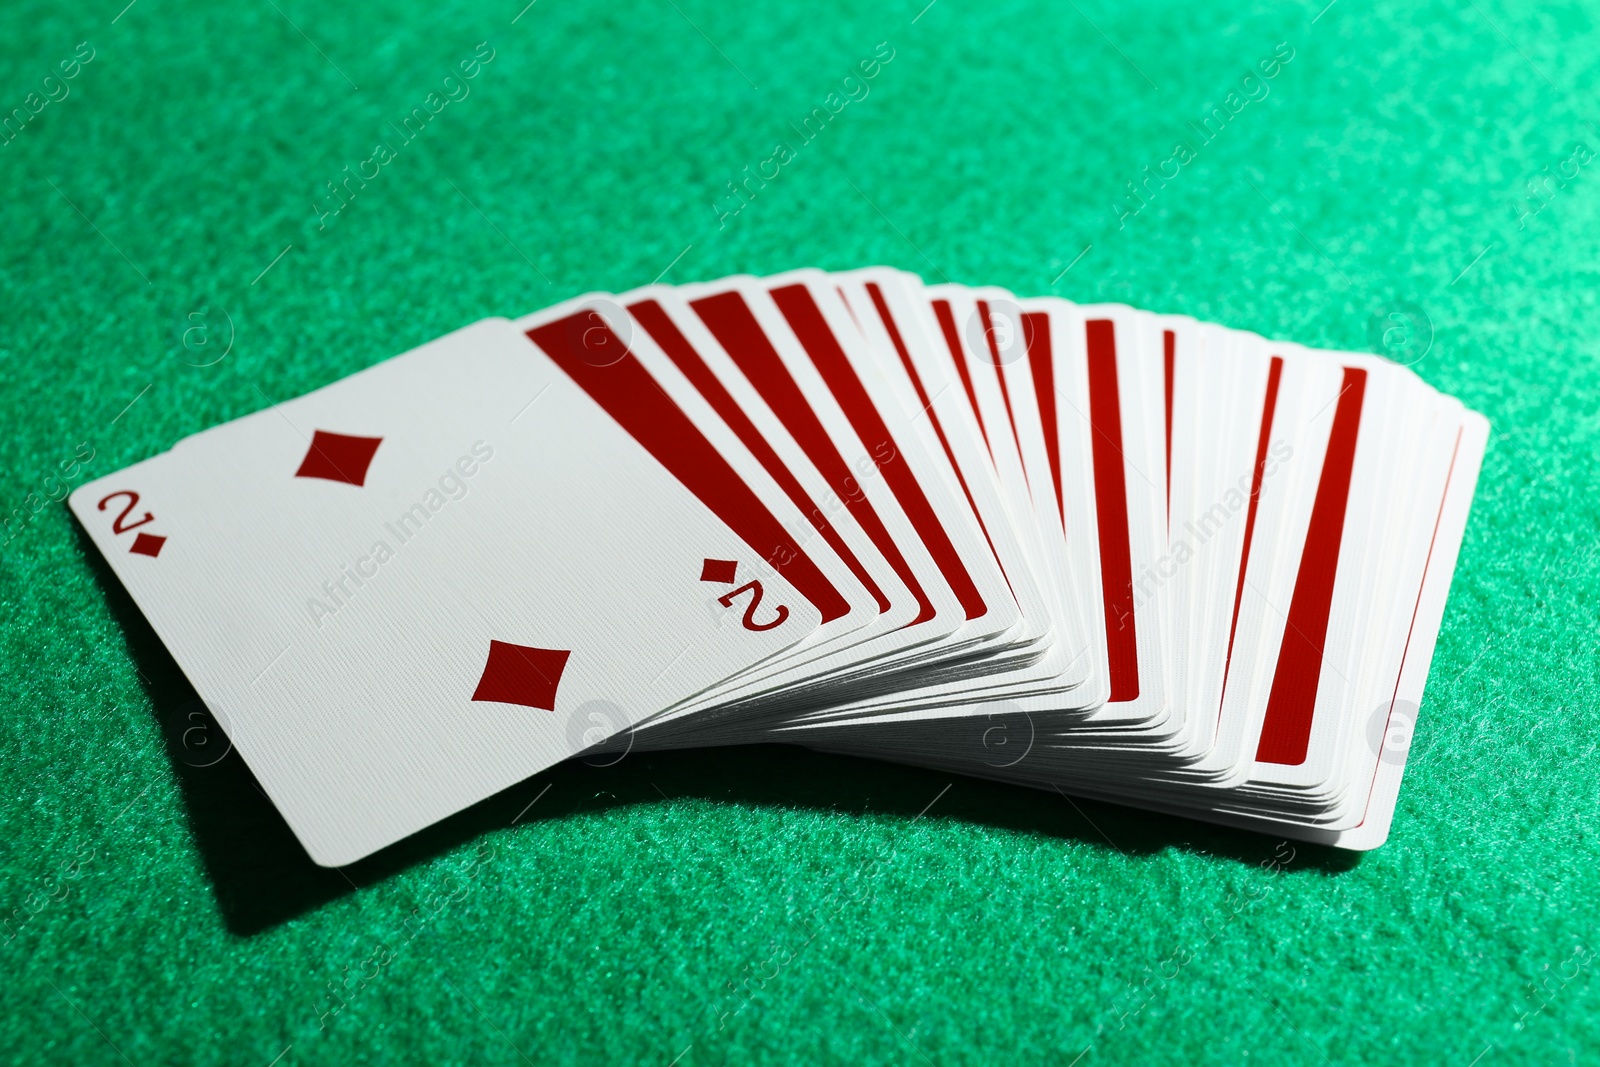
[{"x1": 76, "y1": 524, "x2": 1359, "y2": 938}]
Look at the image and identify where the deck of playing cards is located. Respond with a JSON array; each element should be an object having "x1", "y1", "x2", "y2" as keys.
[{"x1": 71, "y1": 268, "x2": 1487, "y2": 865}]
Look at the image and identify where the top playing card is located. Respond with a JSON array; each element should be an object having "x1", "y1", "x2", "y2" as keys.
[{"x1": 70, "y1": 318, "x2": 821, "y2": 866}]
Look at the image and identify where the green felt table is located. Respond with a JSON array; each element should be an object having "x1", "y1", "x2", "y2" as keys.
[{"x1": 2, "y1": 0, "x2": 1596, "y2": 1062}]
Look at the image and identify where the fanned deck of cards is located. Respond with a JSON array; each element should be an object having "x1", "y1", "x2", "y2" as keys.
[{"x1": 71, "y1": 268, "x2": 1488, "y2": 865}]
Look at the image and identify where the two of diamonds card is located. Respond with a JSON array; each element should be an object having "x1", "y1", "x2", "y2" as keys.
[{"x1": 71, "y1": 269, "x2": 1487, "y2": 865}]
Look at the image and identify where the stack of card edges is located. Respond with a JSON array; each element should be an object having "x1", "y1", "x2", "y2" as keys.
[{"x1": 73, "y1": 268, "x2": 1488, "y2": 865}]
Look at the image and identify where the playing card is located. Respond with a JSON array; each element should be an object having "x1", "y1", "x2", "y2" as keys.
[{"x1": 72, "y1": 318, "x2": 821, "y2": 865}]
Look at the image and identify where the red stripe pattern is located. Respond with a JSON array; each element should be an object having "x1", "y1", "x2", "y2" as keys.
[
  {"x1": 771, "y1": 284, "x2": 987, "y2": 621},
  {"x1": 1255, "y1": 367, "x2": 1369, "y2": 765},
  {"x1": 692, "y1": 291, "x2": 938, "y2": 625},
  {"x1": 525, "y1": 312, "x2": 848, "y2": 624},
  {"x1": 628, "y1": 298, "x2": 891, "y2": 615},
  {"x1": 1085, "y1": 319, "x2": 1140, "y2": 702}
]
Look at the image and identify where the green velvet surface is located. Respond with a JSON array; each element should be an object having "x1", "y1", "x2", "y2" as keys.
[{"x1": 2, "y1": 0, "x2": 1595, "y2": 1062}]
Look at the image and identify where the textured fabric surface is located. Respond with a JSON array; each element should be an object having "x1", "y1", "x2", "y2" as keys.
[{"x1": 1, "y1": 0, "x2": 1595, "y2": 1063}]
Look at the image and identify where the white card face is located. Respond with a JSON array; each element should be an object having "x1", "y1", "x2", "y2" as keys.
[{"x1": 71, "y1": 318, "x2": 819, "y2": 866}]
